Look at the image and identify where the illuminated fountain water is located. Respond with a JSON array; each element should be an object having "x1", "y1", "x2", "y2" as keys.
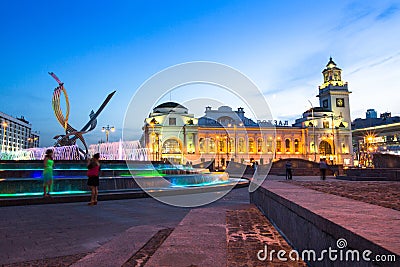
[
  {"x1": 0, "y1": 161, "x2": 246, "y2": 200},
  {"x1": 0, "y1": 144, "x2": 246, "y2": 204},
  {"x1": 0, "y1": 145, "x2": 81, "y2": 160},
  {"x1": 0, "y1": 141, "x2": 149, "y2": 161},
  {"x1": 88, "y1": 140, "x2": 149, "y2": 160}
]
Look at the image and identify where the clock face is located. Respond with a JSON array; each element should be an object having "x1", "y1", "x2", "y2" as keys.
[{"x1": 336, "y1": 98, "x2": 344, "y2": 107}]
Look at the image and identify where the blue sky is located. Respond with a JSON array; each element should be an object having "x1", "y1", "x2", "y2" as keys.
[{"x1": 1, "y1": 0, "x2": 399, "y2": 146}]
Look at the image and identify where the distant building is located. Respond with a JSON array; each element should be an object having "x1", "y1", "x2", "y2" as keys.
[
  {"x1": 352, "y1": 110, "x2": 400, "y2": 165},
  {"x1": 0, "y1": 112, "x2": 40, "y2": 152},
  {"x1": 142, "y1": 58, "x2": 353, "y2": 166},
  {"x1": 366, "y1": 109, "x2": 377, "y2": 119}
]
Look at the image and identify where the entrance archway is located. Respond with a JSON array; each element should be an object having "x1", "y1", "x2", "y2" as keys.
[
  {"x1": 319, "y1": 140, "x2": 332, "y2": 155},
  {"x1": 162, "y1": 138, "x2": 182, "y2": 163}
]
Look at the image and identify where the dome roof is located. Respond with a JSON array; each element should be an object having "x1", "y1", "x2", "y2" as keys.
[{"x1": 154, "y1": 102, "x2": 186, "y2": 109}]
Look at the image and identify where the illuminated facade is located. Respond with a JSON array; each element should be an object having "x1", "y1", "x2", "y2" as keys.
[
  {"x1": 0, "y1": 112, "x2": 40, "y2": 152},
  {"x1": 142, "y1": 58, "x2": 353, "y2": 165},
  {"x1": 352, "y1": 112, "x2": 400, "y2": 166}
]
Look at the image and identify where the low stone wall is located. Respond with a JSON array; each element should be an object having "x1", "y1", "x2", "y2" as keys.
[
  {"x1": 373, "y1": 154, "x2": 400, "y2": 168},
  {"x1": 343, "y1": 168, "x2": 400, "y2": 181},
  {"x1": 250, "y1": 182, "x2": 399, "y2": 266},
  {"x1": 269, "y1": 159, "x2": 342, "y2": 176}
]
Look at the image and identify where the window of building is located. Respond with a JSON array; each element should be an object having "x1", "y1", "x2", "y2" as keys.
[
  {"x1": 162, "y1": 139, "x2": 181, "y2": 154},
  {"x1": 219, "y1": 138, "x2": 225, "y2": 152},
  {"x1": 276, "y1": 140, "x2": 282, "y2": 153},
  {"x1": 285, "y1": 139, "x2": 291, "y2": 153},
  {"x1": 238, "y1": 138, "x2": 245, "y2": 153},
  {"x1": 209, "y1": 138, "x2": 216, "y2": 152},
  {"x1": 294, "y1": 139, "x2": 300, "y2": 153},
  {"x1": 267, "y1": 140, "x2": 273, "y2": 153},
  {"x1": 229, "y1": 138, "x2": 234, "y2": 153},
  {"x1": 248, "y1": 138, "x2": 255, "y2": 153},
  {"x1": 199, "y1": 138, "x2": 205, "y2": 153},
  {"x1": 323, "y1": 121, "x2": 330, "y2": 128},
  {"x1": 257, "y1": 138, "x2": 263, "y2": 153},
  {"x1": 169, "y1": 118, "x2": 176, "y2": 126}
]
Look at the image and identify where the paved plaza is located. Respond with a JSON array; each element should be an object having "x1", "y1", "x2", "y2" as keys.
[{"x1": 1, "y1": 175, "x2": 399, "y2": 266}]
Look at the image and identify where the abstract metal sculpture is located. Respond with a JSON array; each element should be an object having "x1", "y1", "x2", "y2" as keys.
[{"x1": 49, "y1": 72, "x2": 116, "y2": 157}]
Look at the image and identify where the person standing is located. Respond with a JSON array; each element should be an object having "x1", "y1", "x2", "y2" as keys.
[
  {"x1": 285, "y1": 160, "x2": 292, "y2": 180},
  {"x1": 87, "y1": 153, "x2": 101, "y2": 206},
  {"x1": 43, "y1": 149, "x2": 54, "y2": 197},
  {"x1": 320, "y1": 158, "x2": 328, "y2": 180}
]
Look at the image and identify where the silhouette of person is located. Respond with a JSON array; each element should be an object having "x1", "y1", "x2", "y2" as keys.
[{"x1": 285, "y1": 160, "x2": 292, "y2": 180}]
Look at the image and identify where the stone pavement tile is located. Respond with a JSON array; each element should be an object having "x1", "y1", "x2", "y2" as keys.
[
  {"x1": 3, "y1": 253, "x2": 88, "y2": 267},
  {"x1": 72, "y1": 225, "x2": 166, "y2": 267},
  {"x1": 0, "y1": 197, "x2": 190, "y2": 265},
  {"x1": 144, "y1": 207, "x2": 228, "y2": 267},
  {"x1": 122, "y1": 228, "x2": 173, "y2": 267},
  {"x1": 226, "y1": 206, "x2": 307, "y2": 266},
  {"x1": 0, "y1": 187, "x2": 250, "y2": 265}
]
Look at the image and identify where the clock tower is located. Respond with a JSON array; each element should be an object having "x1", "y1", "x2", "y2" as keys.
[{"x1": 318, "y1": 57, "x2": 352, "y2": 128}]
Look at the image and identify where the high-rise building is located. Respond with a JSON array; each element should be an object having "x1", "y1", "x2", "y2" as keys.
[{"x1": 0, "y1": 111, "x2": 40, "y2": 152}]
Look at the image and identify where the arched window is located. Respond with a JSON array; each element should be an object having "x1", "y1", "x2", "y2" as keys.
[
  {"x1": 285, "y1": 139, "x2": 291, "y2": 153},
  {"x1": 257, "y1": 138, "x2": 263, "y2": 153},
  {"x1": 294, "y1": 139, "x2": 300, "y2": 153},
  {"x1": 267, "y1": 139, "x2": 273, "y2": 153},
  {"x1": 199, "y1": 138, "x2": 205, "y2": 153},
  {"x1": 229, "y1": 138, "x2": 234, "y2": 153},
  {"x1": 249, "y1": 138, "x2": 255, "y2": 153},
  {"x1": 319, "y1": 140, "x2": 332, "y2": 155},
  {"x1": 219, "y1": 138, "x2": 225, "y2": 152},
  {"x1": 276, "y1": 140, "x2": 282, "y2": 153},
  {"x1": 162, "y1": 139, "x2": 181, "y2": 154},
  {"x1": 238, "y1": 138, "x2": 245, "y2": 153},
  {"x1": 209, "y1": 138, "x2": 216, "y2": 153}
]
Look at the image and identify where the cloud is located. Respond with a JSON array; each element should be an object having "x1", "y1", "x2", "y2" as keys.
[
  {"x1": 376, "y1": 4, "x2": 399, "y2": 20},
  {"x1": 347, "y1": 51, "x2": 400, "y2": 75},
  {"x1": 332, "y1": 2, "x2": 374, "y2": 31}
]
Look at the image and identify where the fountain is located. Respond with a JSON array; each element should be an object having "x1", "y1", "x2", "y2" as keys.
[{"x1": 0, "y1": 160, "x2": 247, "y2": 200}]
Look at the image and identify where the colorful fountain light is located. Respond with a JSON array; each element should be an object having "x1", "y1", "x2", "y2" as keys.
[
  {"x1": 0, "y1": 145, "x2": 81, "y2": 160},
  {"x1": 88, "y1": 140, "x2": 149, "y2": 160}
]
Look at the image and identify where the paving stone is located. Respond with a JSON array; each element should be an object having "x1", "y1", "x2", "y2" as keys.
[{"x1": 226, "y1": 207, "x2": 307, "y2": 266}]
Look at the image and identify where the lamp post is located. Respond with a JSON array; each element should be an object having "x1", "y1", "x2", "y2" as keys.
[
  {"x1": 102, "y1": 125, "x2": 115, "y2": 142},
  {"x1": 2, "y1": 121, "x2": 8, "y2": 153},
  {"x1": 308, "y1": 100, "x2": 317, "y2": 162}
]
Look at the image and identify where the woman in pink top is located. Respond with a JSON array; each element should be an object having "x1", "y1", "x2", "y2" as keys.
[{"x1": 87, "y1": 153, "x2": 101, "y2": 206}]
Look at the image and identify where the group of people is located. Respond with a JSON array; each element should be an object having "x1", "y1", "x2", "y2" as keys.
[
  {"x1": 42, "y1": 150, "x2": 101, "y2": 206},
  {"x1": 285, "y1": 158, "x2": 330, "y2": 180}
]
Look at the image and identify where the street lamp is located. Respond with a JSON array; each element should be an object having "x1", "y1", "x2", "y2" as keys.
[
  {"x1": 102, "y1": 125, "x2": 115, "y2": 142},
  {"x1": 2, "y1": 121, "x2": 7, "y2": 153}
]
